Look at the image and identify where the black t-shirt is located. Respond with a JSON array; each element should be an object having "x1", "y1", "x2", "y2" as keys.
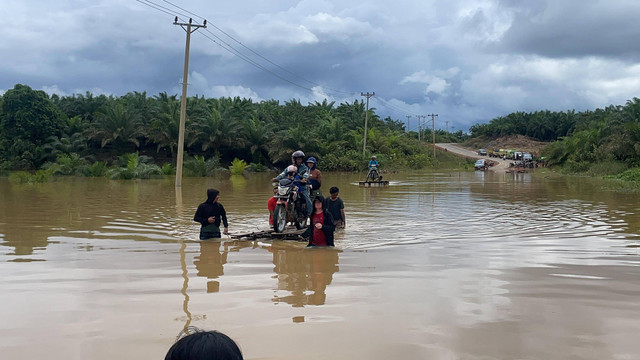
[{"x1": 325, "y1": 197, "x2": 344, "y2": 221}]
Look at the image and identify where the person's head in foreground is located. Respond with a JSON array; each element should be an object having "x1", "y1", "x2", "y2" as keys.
[{"x1": 165, "y1": 326, "x2": 243, "y2": 360}]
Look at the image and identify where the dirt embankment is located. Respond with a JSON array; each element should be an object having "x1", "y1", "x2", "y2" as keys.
[{"x1": 469, "y1": 135, "x2": 549, "y2": 156}]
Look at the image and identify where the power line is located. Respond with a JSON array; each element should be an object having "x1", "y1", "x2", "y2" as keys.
[{"x1": 139, "y1": 0, "x2": 357, "y2": 99}]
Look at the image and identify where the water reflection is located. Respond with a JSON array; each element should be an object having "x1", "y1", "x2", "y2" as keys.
[
  {"x1": 270, "y1": 243, "x2": 340, "y2": 307},
  {"x1": 194, "y1": 240, "x2": 253, "y2": 293}
]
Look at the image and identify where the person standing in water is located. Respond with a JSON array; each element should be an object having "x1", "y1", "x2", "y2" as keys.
[
  {"x1": 301, "y1": 195, "x2": 335, "y2": 247},
  {"x1": 194, "y1": 189, "x2": 229, "y2": 240}
]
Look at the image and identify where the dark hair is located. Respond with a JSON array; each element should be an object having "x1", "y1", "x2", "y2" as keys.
[
  {"x1": 329, "y1": 186, "x2": 339, "y2": 194},
  {"x1": 165, "y1": 328, "x2": 243, "y2": 360}
]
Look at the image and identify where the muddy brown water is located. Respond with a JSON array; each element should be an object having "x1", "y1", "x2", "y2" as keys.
[{"x1": 1, "y1": 171, "x2": 640, "y2": 360}]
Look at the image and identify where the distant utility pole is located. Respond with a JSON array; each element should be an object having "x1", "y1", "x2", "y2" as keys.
[
  {"x1": 445, "y1": 120, "x2": 449, "y2": 133},
  {"x1": 417, "y1": 115, "x2": 426, "y2": 141},
  {"x1": 428, "y1": 113, "x2": 438, "y2": 159},
  {"x1": 174, "y1": 17, "x2": 206, "y2": 188},
  {"x1": 361, "y1": 92, "x2": 375, "y2": 155},
  {"x1": 406, "y1": 115, "x2": 412, "y2": 133}
]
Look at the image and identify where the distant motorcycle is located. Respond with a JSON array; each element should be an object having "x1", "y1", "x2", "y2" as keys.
[
  {"x1": 366, "y1": 164, "x2": 382, "y2": 182},
  {"x1": 272, "y1": 179, "x2": 307, "y2": 233}
]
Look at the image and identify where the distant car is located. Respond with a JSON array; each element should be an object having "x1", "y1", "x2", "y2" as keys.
[
  {"x1": 523, "y1": 152, "x2": 532, "y2": 161},
  {"x1": 478, "y1": 149, "x2": 487, "y2": 156},
  {"x1": 474, "y1": 159, "x2": 488, "y2": 170}
]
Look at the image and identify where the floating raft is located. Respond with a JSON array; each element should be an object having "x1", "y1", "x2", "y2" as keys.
[
  {"x1": 230, "y1": 228, "x2": 306, "y2": 241},
  {"x1": 358, "y1": 180, "x2": 390, "y2": 188}
]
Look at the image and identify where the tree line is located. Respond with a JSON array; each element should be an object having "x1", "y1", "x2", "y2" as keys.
[
  {"x1": 0, "y1": 84, "x2": 466, "y2": 178},
  {"x1": 468, "y1": 98, "x2": 640, "y2": 173}
]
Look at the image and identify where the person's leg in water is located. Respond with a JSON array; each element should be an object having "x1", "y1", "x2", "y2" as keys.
[{"x1": 301, "y1": 188, "x2": 312, "y2": 216}]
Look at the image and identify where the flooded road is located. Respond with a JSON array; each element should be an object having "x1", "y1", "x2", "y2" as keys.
[{"x1": 1, "y1": 171, "x2": 640, "y2": 359}]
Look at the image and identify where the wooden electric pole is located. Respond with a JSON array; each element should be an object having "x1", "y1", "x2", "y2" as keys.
[
  {"x1": 361, "y1": 92, "x2": 375, "y2": 155},
  {"x1": 174, "y1": 17, "x2": 206, "y2": 188},
  {"x1": 428, "y1": 113, "x2": 438, "y2": 159}
]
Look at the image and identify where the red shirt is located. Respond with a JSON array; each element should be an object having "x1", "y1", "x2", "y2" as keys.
[
  {"x1": 268, "y1": 196, "x2": 277, "y2": 224},
  {"x1": 311, "y1": 212, "x2": 327, "y2": 246}
]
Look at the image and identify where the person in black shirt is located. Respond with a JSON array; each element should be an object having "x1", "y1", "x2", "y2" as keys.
[
  {"x1": 325, "y1": 187, "x2": 345, "y2": 228},
  {"x1": 193, "y1": 189, "x2": 229, "y2": 240}
]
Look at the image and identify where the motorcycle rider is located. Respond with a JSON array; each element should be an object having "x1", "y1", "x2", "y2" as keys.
[
  {"x1": 273, "y1": 150, "x2": 312, "y2": 216},
  {"x1": 367, "y1": 155, "x2": 380, "y2": 181}
]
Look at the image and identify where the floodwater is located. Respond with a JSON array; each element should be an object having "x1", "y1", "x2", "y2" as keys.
[{"x1": 1, "y1": 170, "x2": 640, "y2": 360}]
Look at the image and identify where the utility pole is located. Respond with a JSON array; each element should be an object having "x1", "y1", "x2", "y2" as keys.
[
  {"x1": 405, "y1": 115, "x2": 412, "y2": 133},
  {"x1": 361, "y1": 92, "x2": 375, "y2": 155},
  {"x1": 174, "y1": 17, "x2": 206, "y2": 188},
  {"x1": 428, "y1": 113, "x2": 438, "y2": 159},
  {"x1": 417, "y1": 115, "x2": 426, "y2": 141},
  {"x1": 445, "y1": 120, "x2": 449, "y2": 133}
]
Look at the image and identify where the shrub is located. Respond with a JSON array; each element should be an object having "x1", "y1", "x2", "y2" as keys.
[
  {"x1": 183, "y1": 155, "x2": 220, "y2": 177},
  {"x1": 81, "y1": 161, "x2": 107, "y2": 177},
  {"x1": 608, "y1": 167, "x2": 640, "y2": 182},
  {"x1": 229, "y1": 158, "x2": 249, "y2": 176}
]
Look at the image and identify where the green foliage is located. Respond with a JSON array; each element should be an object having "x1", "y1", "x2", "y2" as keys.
[
  {"x1": 183, "y1": 155, "x2": 220, "y2": 177},
  {"x1": 607, "y1": 167, "x2": 640, "y2": 182},
  {"x1": 106, "y1": 152, "x2": 161, "y2": 179},
  {"x1": 160, "y1": 163, "x2": 175, "y2": 175},
  {"x1": 229, "y1": 158, "x2": 249, "y2": 176},
  {"x1": 248, "y1": 162, "x2": 268, "y2": 172},
  {"x1": 586, "y1": 161, "x2": 628, "y2": 177},
  {"x1": 8, "y1": 168, "x2": 55, "y2": 183},
  {"x1": 49, "y1": 153, "x2": 87, "y2": 176},
  {"x1": 81, "y1": 161, "x2": 107, "y2": 177}
]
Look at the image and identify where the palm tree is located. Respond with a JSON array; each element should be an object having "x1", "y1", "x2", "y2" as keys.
[
  {"x1": 148, "y1": 92, "x2": 181, "y2": 160},
  {"x1": 189, "y1": 106, "x2": 242, "y2": 157},
  {"x1": 86, "y1": 102, "x2": 144, "y2": 151}
]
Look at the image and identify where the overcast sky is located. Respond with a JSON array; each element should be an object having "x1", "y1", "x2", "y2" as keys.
[{"x1": 2, "y1": 0, "x2": 640, "y2": 131}]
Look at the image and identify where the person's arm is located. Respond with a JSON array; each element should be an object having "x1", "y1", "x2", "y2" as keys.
[
  {"x1": 274, "y1": 169, "x2": 286, "y2": 181},
  {"x1": 322, "y1": 212, "x2": 336, "y2": 233},
  {"x1": 221, "y1": 205, "x2": 229, "y2": 234},
  {"x1": 316, "y1": 170, "x2": 322, "y2": 185},
  {"x1": 193, "y1": 205, "x2": 208, "y2": 226},
  {"x1": 340, "y1": 209, "x2": 346, "y2": 228}
]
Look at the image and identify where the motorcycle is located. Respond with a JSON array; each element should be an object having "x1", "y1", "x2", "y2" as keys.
[
  {"x1": 366, "y1": 164, "x2": 382, "y2": 182},
  {"x1": 272, "y1": 178, "x2": 308, "y2": 233}
]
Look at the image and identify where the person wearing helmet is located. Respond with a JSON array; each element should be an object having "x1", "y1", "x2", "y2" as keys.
[
  {"x1": 306, "y1": 157, "x2": 322, "y2": 198},
  {"x1": 367, "y1": 155, "x2": 380, "y2": 181},
  {"x1": 273, "y1": 150, "x2": 312, "y2": 216},
  {"x1": 368, "y1": 155, "x2": 379, "y2": 169}
]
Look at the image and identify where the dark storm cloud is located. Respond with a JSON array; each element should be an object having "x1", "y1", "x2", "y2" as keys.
[
  {"x1": 2, "y1": 0, "x2": 640, "y2": 131},
  {"x1": 496, "y1": 1, "x2": 640, "y2": 59}
]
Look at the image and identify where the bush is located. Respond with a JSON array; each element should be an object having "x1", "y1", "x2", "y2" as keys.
[
  {"x1": 81, "y1": 161, "x2": 107, "y2": 177},
  {"x1": 106, "y1": 152, "x2": 162, "y2": 180},
  {"x1": 586, "y1": 161, "x2": 628, "y2": 176},
  {"x1": 183, "y1": 155, "x2": 220, "y2": 177},
  {"x1": 161, "y1": 163, "x2": 175, "y2": 175},
  {"x1": 608, "y1": 167, "x2": 640, "y2": 182},
  {"x1": 248, "y1": 162, "x2": 268, "y2": 172},
  {"x1": 229, "y1": 158, "x2": 249, "y2": 176}
]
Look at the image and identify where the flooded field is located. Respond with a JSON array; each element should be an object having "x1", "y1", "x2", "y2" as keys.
[{"x1": 1, "y1": 170, "x2": 640, "y2": 359}]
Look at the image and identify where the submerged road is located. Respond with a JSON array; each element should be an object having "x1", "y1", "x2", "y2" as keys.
[{"x1": 436, "y1": 143, "x2": 510, "y2": 171}]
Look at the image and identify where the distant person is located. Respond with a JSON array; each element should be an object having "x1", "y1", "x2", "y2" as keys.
[
  {"x1": 306, "y1": 157, "x2": 322, "y2": 198},
  {"x1": 165, "y1": 326, "x2": 243, "y2": 360},
  {"x1": 268, "y1": 186, "x2": 278, "y2": 226},
  {"x1": 194, "y1": 189, "x2": 229, "y2": 240},
  {"x1": 326, "y1": 186, "x2": 345, "y2": 228},
  {"x1": 368, "y1": 155, "x2": 379, "y2": 169},
  {"x1": 302, "y1": 195, "x2": 335, "y2": 247}
]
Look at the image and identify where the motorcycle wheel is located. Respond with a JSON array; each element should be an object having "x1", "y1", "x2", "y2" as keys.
[{"x1": 273, "y1": 204, "x2": 287, "y2": 233}]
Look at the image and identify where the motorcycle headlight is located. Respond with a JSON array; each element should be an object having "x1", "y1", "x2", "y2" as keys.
[{"x1": 278, "y1": 187, "x2": 288, "y2": 196}]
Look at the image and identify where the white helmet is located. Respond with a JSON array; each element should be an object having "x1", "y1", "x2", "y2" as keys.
[{"x1": 286, "y1": 165, "x2": 298, "y2": 174}]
